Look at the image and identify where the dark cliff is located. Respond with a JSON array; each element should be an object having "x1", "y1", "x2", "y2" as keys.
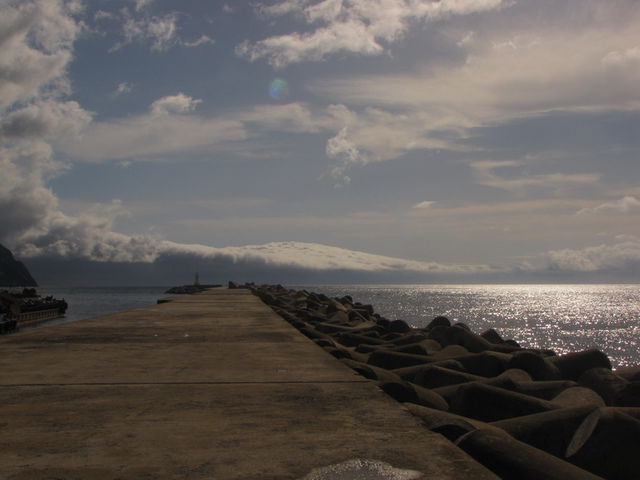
[{"x1": 0, "y1": 244, "x2": 37, "y2": 286}]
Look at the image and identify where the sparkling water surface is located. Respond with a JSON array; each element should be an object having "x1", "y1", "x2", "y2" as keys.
[
  {"x1": 298, "y1": 285, "x2": 640, "y2": 368},
  {"x1": 12, "y1": 284, "x2": 640, "y2": 369}
]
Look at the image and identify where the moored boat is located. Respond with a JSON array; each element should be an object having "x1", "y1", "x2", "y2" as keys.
[{"x1": 0, "y1": 288, "x2": 68, "y2": 333}]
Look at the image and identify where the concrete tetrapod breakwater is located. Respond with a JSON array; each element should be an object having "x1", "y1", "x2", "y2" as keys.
[
  {"x1": 253, "y1": 283, "x2": 640, "y2": 480},
  {"x1": 0, "y1": 287, "x2": 499, "y2": 480}
]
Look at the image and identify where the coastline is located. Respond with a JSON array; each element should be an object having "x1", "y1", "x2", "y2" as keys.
[
  {"x1": 252, "y1": 282, "x2": 640, "y2": 479},
  {"x1": 11, "y1": 283, "x2": 640, "y2": 367}
]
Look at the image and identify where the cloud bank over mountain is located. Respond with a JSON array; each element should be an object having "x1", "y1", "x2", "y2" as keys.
[
  {"x1": 1, "y1": 1, "x2": 638, "y2": 285},
  {"x1": 23, "y1": 237, "x2": 640, "y2": 286}
]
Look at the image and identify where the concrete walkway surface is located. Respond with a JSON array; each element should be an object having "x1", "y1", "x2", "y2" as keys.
[{"x1": 0, "y1": 288, "x2": 498, "y2": 479}]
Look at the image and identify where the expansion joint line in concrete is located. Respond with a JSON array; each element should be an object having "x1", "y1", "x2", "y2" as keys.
[{"x1": 0, "y1": 380, "x2": 370, "y2": 387}]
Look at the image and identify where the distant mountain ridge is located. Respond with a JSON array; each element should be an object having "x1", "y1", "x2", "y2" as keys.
[{"x1": 0, "y1": 244, "x2": 37, "y2": 286}]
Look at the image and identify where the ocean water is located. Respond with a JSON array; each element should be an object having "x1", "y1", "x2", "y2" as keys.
[
  {"x1": 12, "y1": 284, "x2": 640, "y2": 368},
  {"x1": 19, "y1": 286, "x2": 169, "y2": 329},
  {"x1": 298, "y1": 284, "x2": 640, "y2": 368}
]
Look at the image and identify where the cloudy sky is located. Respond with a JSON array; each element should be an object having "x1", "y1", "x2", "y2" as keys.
[{"x1": 1, "y1": 0, "x2": 639, "y2": 284}]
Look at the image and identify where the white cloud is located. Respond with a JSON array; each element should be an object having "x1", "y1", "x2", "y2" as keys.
[
  {"x1": 0, "y1": 99, "x2": 91, "y2": 140},
  {"x1": 61, "y1": 101, "x2": 342, "y2": 162},
  {"x1": 0, "y1": 0, "x2": 154, "y2": 265},
  {"x1": 313, "y1": 37, "x2": 640, "y2": 116},
  {"x1": 238, "y1": 102, "x2": 326, "y2": 133},
  {"x1": 577, "y1": 196, "x2": 640, "y2": 215},
  {"x1": 325, "y1": 126, "x2": 364, "y2": 184},
  {"x1": 311, "y1": 2, "x2": 640, "y2": 115},
  {"x1": 318, "y1": 103, "x2": 462, "y2": 180},
  {"x1": 94, "y1": 10, "x2": 117, "y2": 21},
  {"x1": 413, "y1": 201, "x2": 435, "y2": 209},
  {"x1": 116, "y1": 12, "x2": 179, "y2": 52},
  {"x1": 407, "y1": 198, "x2": 586, "y2": 218},
  {"x1": 236, "y1": 19, "x2": 384, "y2": 68},
  {"x1": 154, "y1": 240, "x2": 495, "y2": 274},
  {"x1": 0, "y1": 0, "x2": 81, "y2": 109},
  {"x1": 132, "y1": 0, "x2": 155, "y2": 11},
  {"x1": 62, "y1": 96, "x2": 459, "y2": 181},
  {"x1": 546, "y1": 240, "x2": 640, "y2": 272},
  {"x1": 183, "y1": 35, "x2": 215, "y2": 48},
  {"x1": 150, "y1": 93, "x2": 202, "y2": 115},
  {"x1": 113, "y1": 82, "x2": 132, "y2": 97},
  {"x1": 0, "y1": 1, "x2": 85, "y2": 244},
  {"x1": 602, "y1": 46, "x2": 640, "y2": 66},
  {"x1": 470, "y1": 160, "x2": 600, "y2": 195},
  {"x1": 16, "y1": 200, "x2": 162, "y2": 262},
  {"x1": 299, "y1": 0, "x2": 640, "y2": 178},
  {"x1": 239, "y1": 0, "x2": 506, "y2": 67},
  {"x1": 258, "y1": 0, "x2": 314, "y2": 18},
  {"x1": 0, "y1": 98, "x2": 102, "y2": 259},
  {"x1": 62, "y1": 111, "x2": 246, "y2": 162},
  {"x1": 0, "y1": 141, "x2": 60, "y2": 244},
  {"x1": 15, "y1": 224, "x2": 498, "y2": 273},
  {"x1": 0, "y1": 0, "x2": 501, "y2": 273},
  {"x1": 102, "y1": 7, "x2": 214, "y2": 52}
]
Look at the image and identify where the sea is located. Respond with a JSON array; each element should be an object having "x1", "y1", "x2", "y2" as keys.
[{"x1": 14, "y1": 284, "x2": 640, "y2": 369}]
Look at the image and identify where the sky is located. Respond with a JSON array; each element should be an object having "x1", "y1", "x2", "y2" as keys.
[{"x1": 1, "y1": 0, "x2": 639, "y2": 285}]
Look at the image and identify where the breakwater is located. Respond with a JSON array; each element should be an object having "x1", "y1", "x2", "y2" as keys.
[
  {"x1": 0, "y1": 287, "x2": 498, "y2": 479},
  {"x1": 251, "y1": 283, "x2": 640, "y2": 479}
]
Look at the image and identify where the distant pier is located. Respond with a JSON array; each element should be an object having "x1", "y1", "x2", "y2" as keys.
[{"x1": 0, "y1": 288, "x2": 496, "y2": 479}]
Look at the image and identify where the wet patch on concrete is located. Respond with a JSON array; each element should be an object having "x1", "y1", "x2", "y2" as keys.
[{"x1": 298, "y1": 459, "x2": 423, "y2": 480}]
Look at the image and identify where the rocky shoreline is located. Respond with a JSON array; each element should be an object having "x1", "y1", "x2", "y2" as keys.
[{"x1": 245, "y1": 283, "x2": 640, "y2": 480}]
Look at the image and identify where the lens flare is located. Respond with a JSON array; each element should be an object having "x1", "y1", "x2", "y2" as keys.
[{"x1": 268, "y1": 78, "x2": 289, "y2": 100}]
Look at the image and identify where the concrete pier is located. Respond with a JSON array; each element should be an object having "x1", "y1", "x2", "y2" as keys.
[{"x1": 0, "y1": 289, "x2": 497, "y2": 479}]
